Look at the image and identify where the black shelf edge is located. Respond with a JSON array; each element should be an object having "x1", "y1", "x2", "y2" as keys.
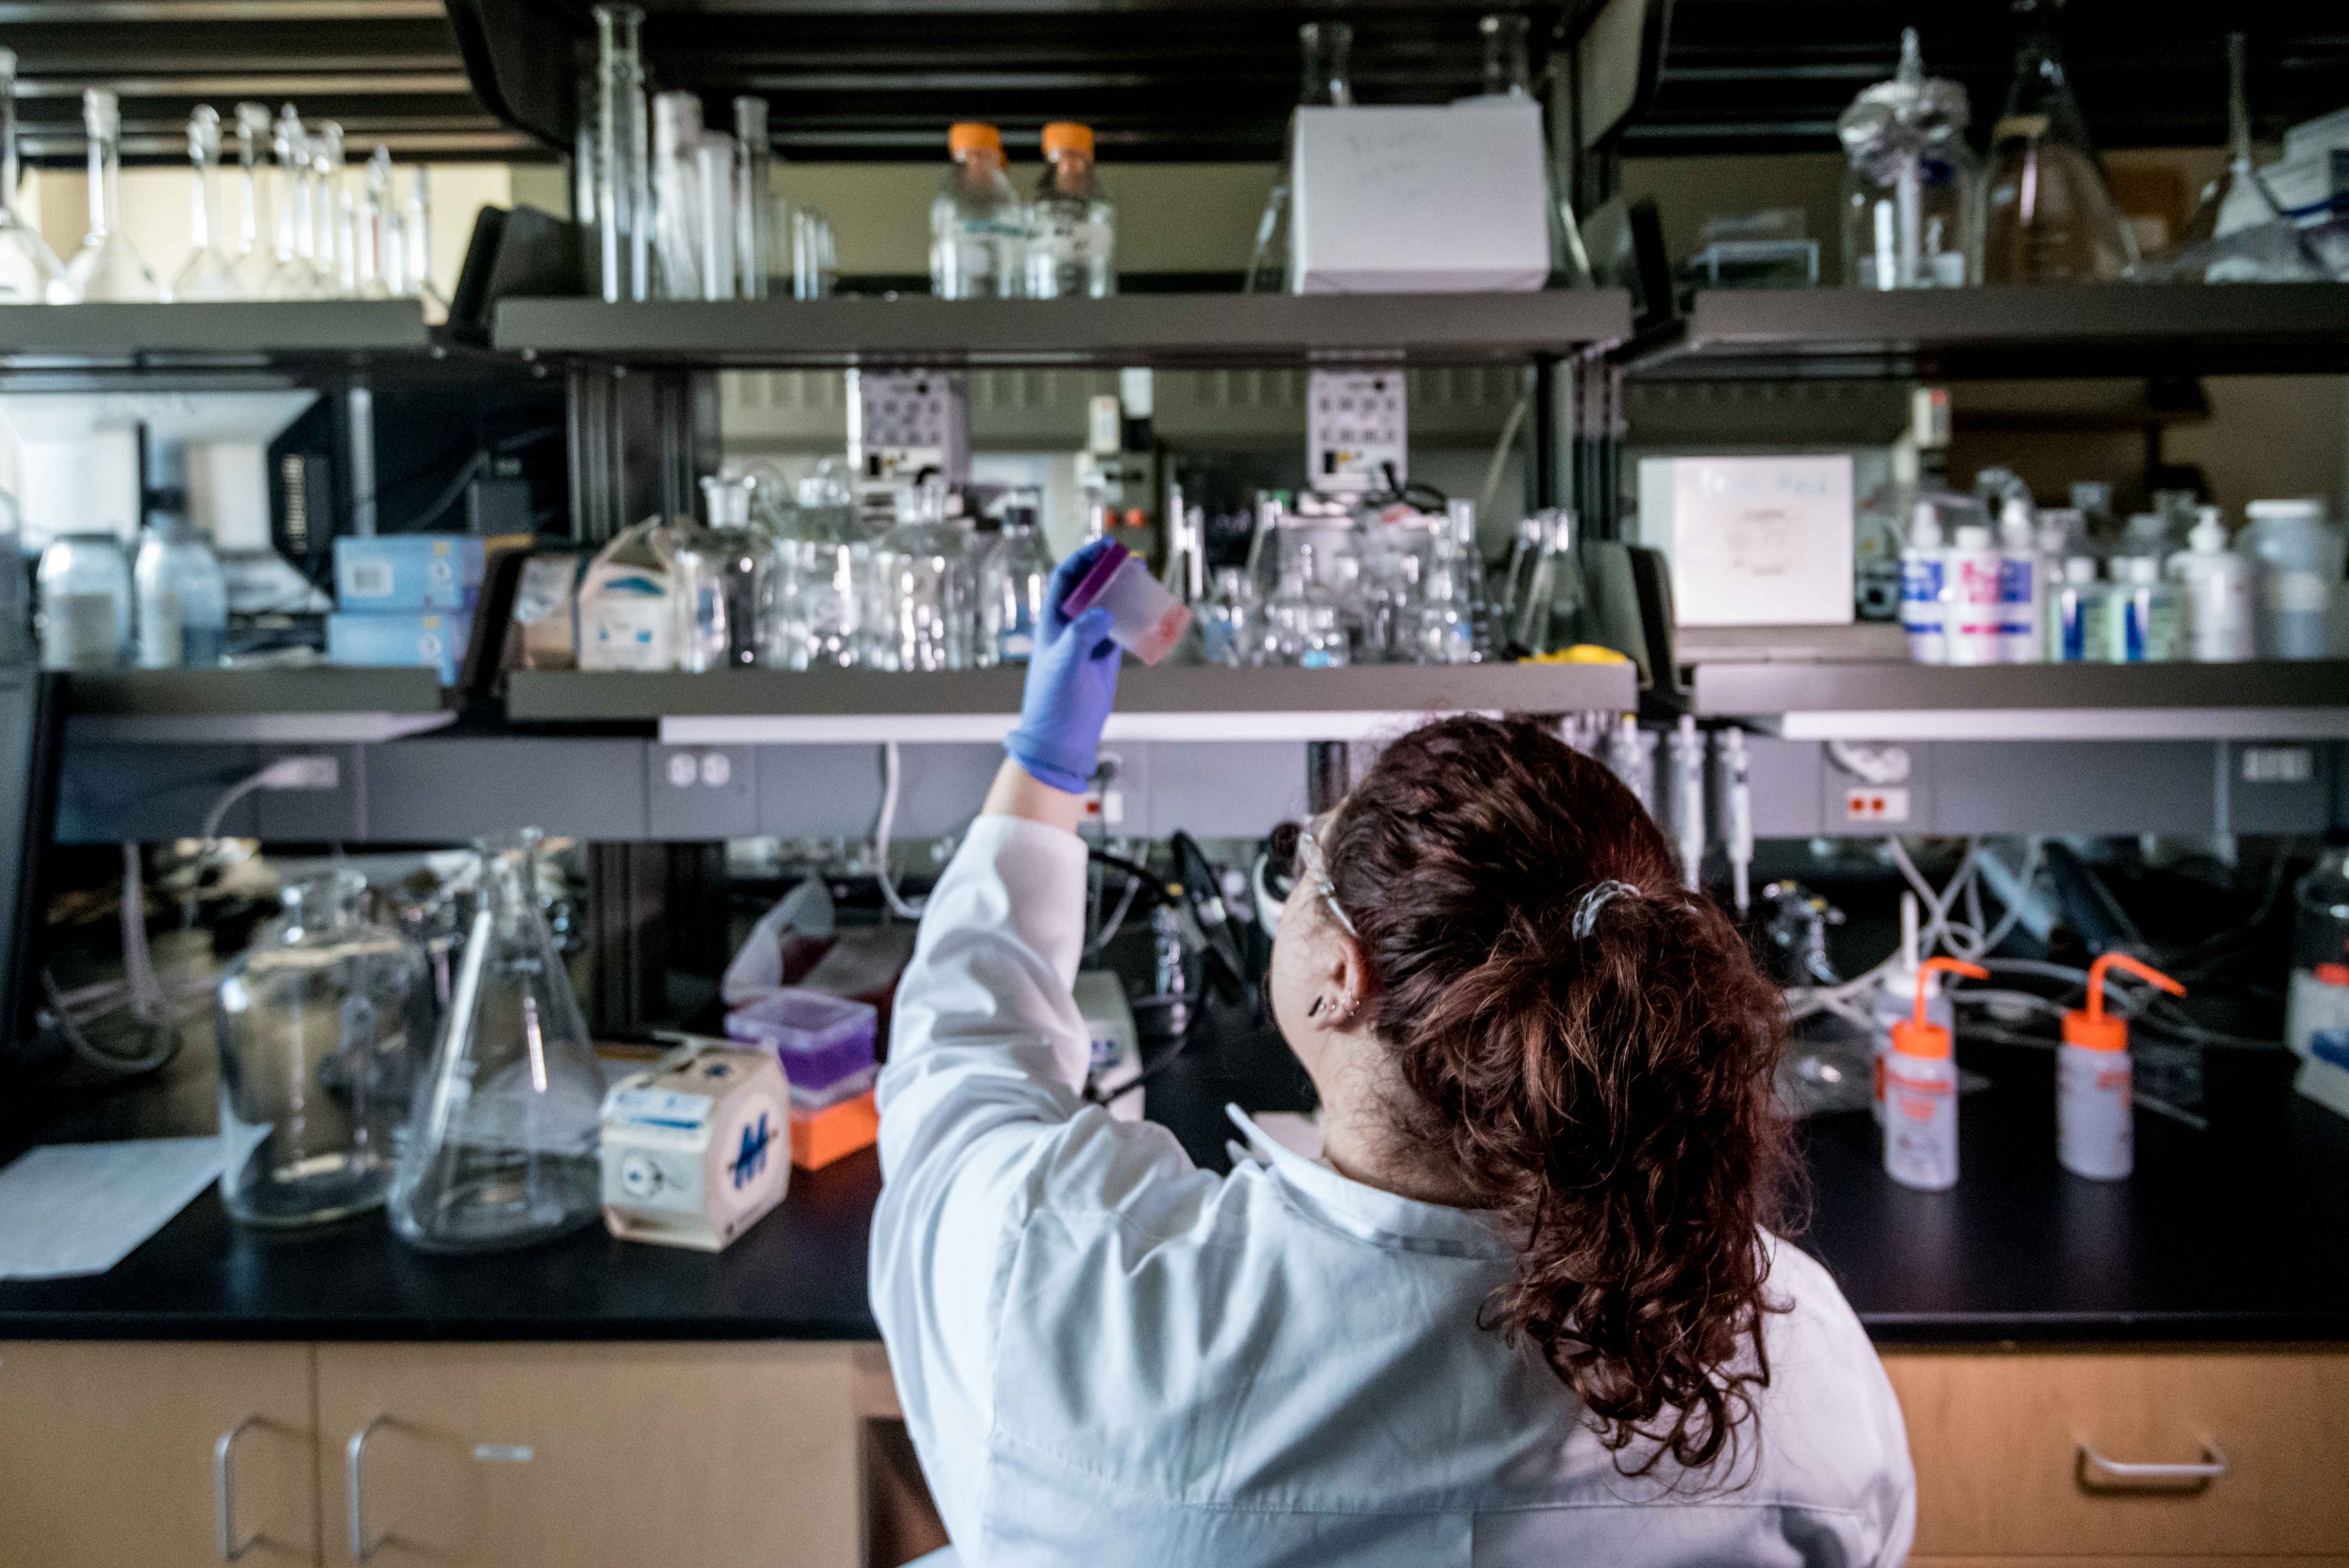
[
  {"x1": 1691, "y1": 659, "x2": 2349, "y2": 717},
  {"x1": 1624, "y1": 284, "x2": 2349, "y2": 381},
  {"x1": 64, "y1": 667, "x2": 449, "y2": 718},
  {"x1": 0, "y1": 302, "x2": 435, "y2": 361},
  {"x1": 508, "y1": 663, "x2": 1640, "y2": 722},
  {"x1": 492, "y1": 291, "x2": 1634, "y2": 369}
]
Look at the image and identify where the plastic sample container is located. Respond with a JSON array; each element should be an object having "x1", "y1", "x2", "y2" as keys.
[
  {"x1": 724, "y1": 988, "x2": 878, "y2": 1100},
  {"x1": 1060, "y1": 540, "x2": 1192, "y2": 665}
]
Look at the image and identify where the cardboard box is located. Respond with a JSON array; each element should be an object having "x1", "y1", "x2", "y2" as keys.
[
  {"x1": 334, "y1": 534, "x2": 485, "y2": 611},
  {"x1": 1292, "y1": 103, "x2": 1549, "y2": 293},
  {"x1": 1635, "y1": 455, "x2": 1855, "y2": 628},
  {"x1": 326, "y1": 609, "x2": 473, "y2": 685}
]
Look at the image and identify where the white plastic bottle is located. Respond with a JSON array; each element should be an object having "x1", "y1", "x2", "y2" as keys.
[
  {"x1": 2110, "y1": 556, "x2": 2184, "y2": 662},
  {"x1": 2241, "y1": 498, "x2": 2340, "y2": 659},
  {"x1": 1944, "y1": 523, "x2": 2004, "y2": 666},
  {"x1": 1884, "y1": 956, "x2": 1985, "y2": 1192},
  {"x1": 1870, "y1": 893, "x2": 1952, "y2": 1124},
  {"x1": 1997, "y1": 498, "x2": 2043, "y2": 663},
  {"x1": 2058, "y1": 952, "x2": 2183, "y2": 1181},
  {"x1": 2167, "y1": 507, "x2": 2254, "y2": 663},
  {"x1": 1898, "y1": 505, "x2": 1947, "y2": 664},
  {"x1": 2048, "y1": 557, "x2": 2104, "y2": 662}
]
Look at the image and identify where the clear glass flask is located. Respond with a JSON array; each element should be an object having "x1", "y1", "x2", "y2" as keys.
[
  {"x1": 763, "y1": 463, "x2": 869, "y2": 669},
  {"x1": 874, "y1": 481, "x2": 976, "y2": 671},
  {"x1": 1981, "y1": 0, "x2": 2135, "y2": 283},
  {"x1": 405, "y1": 167, "x2": 445, "y2": 313},
  {"x1": 978, "y1": 494, "x2": 1055, "y2": 664},
  {"x1": 1268, "y1": 542, "x2": 1350, "y2": 667},
  {"x1": 0, "y1": 51, "x2": 68, "y2": 304},
  {"x1": 1201, "y1": 567, "x2": 1264, "y2": 667},
  {"x1": 1837, "y1": 29, "x2": 1982, "y2": 288},
  {"x1": 172, "y1": 107, "x2": 239, "y2": 301},
  {"x1": 1418, "y1": 501, "x2": 1486, "y2": 663},
  {"x1": 1511, "y1": 508, "x2": 1585, "y2": 655},
  {"x1": 266, "y1": 106, "x2": 318, "y2": 299},
  {"x1": 355, "y1": 147, "x2": 393, "y2": 298},
  {"x1": 651, "y1": 91, "x2": 705, "y2": 299},
  {"x1": 36, "y1": 533, "x2": 132, "y2": 670},
  {"x1": 64, "y1": 90, "x2": 163, "y2": 302},
  {"x1": 2162, "y1": 34, "x2": 2327, "y2": 282},
  {"x1": 592, "y1": 4, "x2": 651, "y2": 304},
  {"x1": 315, "y1": 122, "x2": 355, "y2": 296},
  {"x1": 217, "y1": 870, "x2": 430, "y2": 1228},
  {"x1": 229, "y1": 103, "x2": 276, "y2": 296},
  {"x1": 931, "y1": 122, "x2": 1026, "y2": 299},
  {"x1": 1246, "y1": 21, "x2": 1352, "y2": 294},
  {"x1": 1027, "y1": 121, "x2": 1115, "y2": 299},
  {"x1": 388, "y1": 831, "x2": 607, "y2": 1254}
]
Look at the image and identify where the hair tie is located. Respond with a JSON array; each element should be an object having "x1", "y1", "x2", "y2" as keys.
[{"x1": 1570, "y1": 880, "x2": 1639, "y2": 940}]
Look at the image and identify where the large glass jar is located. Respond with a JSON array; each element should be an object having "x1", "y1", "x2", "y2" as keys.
[
  {"x1": 388, "y1": 830, "x2": 606, "y2": 1253},
  {"x1": 215, "y1": 870, "x2": 430, "y2": 1227},
  {"x1": 763, "y1": 463, "x2": 872, "y2": 670},
  {"x1": 1837, "y1": 29, "x2": 1981, "y2": 289},
  {"x1": 872, "y1": 482, "x2": 976, "y2": 672}
]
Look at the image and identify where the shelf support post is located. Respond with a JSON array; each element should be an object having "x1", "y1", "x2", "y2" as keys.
[{"x1": 565, "y1": 362, "x2": 721, "y2": 543}]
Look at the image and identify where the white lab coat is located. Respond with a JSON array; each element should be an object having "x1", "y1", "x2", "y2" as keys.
[{"x1": 872, "y1": 815, "x2": 1916, "y2": 1567}]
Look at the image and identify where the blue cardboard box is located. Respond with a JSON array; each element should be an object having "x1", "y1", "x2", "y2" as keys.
[
  {"x1": 327, "y1": 610, "x2": 474, "y2": 686},
  {"x1": 334, "y1": 534, "x2": 485, "y2": 611}
]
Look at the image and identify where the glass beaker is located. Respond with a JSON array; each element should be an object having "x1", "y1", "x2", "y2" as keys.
[
  {"x1": 0, "y1": 50, "x2": 68, "y2": 303},
  {"x1": 64, "y1": 90, "x2": 163, "y2": 302},
  {"x1": 387, "y1": 831, "x2": 606, "y2": 1254},
  {"x1": 1981, "y1": 0, "x2": 2135, "y2": 283},
  {"x1": 217, "y1": 871, "x2": 430, "y2": 1228},
  {"x1": 1511, "y1": 507, "x2": 1585, "y2": 655},
  {"x1": 1837, "y1": 29, "x2": 1981, "y2": 288},
  {"x1": 1246, "y1": 21, "x2": 1353, "y2": 294}
]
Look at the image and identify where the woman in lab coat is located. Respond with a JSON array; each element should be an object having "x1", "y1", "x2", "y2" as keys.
[{"x1": 872, "y1": 542, "x2": 1914, "y2": 1567}]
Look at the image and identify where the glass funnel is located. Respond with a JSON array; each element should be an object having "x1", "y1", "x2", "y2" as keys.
[
  {"x1": 64, "y1": 89, "x2": 163, "y2": 302},
  {"x1": 387, "y1": 831, "x2": 606, "y2": 1254},
  {"x1": 172, "y1": 106, "x2": 239, "y2": 301},
  {"x1": 217, "y1": 870, "x2": 430, "y2": 1228},
  {"x1": 1245, "y1": 21, "x2": 1352, "y2": 294},
  {"x1": 0, "y1": 50, "x2": 68, "y2": 304},
  {"x1": 1981, "y1": 0, "x2": 2135, "y2": 283}
]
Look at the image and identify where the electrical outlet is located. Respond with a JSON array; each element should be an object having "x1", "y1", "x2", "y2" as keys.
[
  {"x1": 2242, "y1": 747, "x2": 2315, "y2": 784},
  {"x1": 1845, "y1": 786, "x2": 1910, "y2": 824}
]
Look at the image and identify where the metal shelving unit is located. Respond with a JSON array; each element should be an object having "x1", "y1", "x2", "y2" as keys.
[
  {"x1": 65, "y1": 667, "x2": 453, "y2": 743},
  {"x1": 495, "y1": 292, "x2": 1634, "y2": 370},
  {"x1": 508, "y1": 662, "x2": 1640, "y2": 743},
  {"x1": 0, "y1": 303, "x2": 435, "y2": 362}
]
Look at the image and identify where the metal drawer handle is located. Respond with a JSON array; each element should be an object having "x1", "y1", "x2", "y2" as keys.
[
  {"x1": 348, "y1": 1416, "x2": 393, "y2": 1561},
  {"x1": 214, "y1": 1416, "x2": 263, "y2": 1561},
  {"x1": 2080, "y1": 1439, "x2": 2230, "y2": 1484}
]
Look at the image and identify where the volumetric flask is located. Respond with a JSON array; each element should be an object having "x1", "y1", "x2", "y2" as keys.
[{"x1": 388, "y1": 830, "x2": 606, "y2": 1253}]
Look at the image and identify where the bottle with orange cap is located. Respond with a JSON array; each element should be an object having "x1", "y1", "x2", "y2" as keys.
[
  {"x1": 2058, "y1": 953, "x2": 2184, "y2": 1181},
  {"x1": 1028, "y1": 121, "x2": 1115, "y2": 299},
  {"x1": 930, "y1": 121, "x2": 1027, "y2": 300},
  {"x1": 1884, "y1": 956, "x2": 1985, "y2": 1191}
]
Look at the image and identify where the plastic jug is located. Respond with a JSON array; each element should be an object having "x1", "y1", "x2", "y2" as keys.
[{"x1": 2242, "y1": 499, "x2": 2342, "y2": 659}]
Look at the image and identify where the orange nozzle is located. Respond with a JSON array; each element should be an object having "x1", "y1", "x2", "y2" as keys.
[
  {"x1": 1891, "y1": 956, "x2": 1987, "y2": 1061},
  {"x1": 2064, "y1": 952, "x2": 2185, "y2": 1053}
]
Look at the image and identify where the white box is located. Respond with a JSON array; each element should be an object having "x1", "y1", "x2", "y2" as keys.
[
  {"x1": 1292, "y1": 103, "x2": 1549, "y2": 293},
  {"x1": 1636, "y1": 455, "x2": 1855, "y2": 627}
]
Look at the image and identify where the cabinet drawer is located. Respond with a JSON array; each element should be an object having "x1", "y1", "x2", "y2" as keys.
[
  {"x1": 1884, "y1": 1347, "x2": 2349, "y2": 1557},
  {"x1": 317, "y1": 1341, "x2": 861, "y2": 1568}
]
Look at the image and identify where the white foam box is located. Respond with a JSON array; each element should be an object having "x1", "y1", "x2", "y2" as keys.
[
  {"x1": 1291, "y1": 103, "x2": 1549, "y2": 293},
  {"x1": 1635, "y1": 455, "x2": 1856, "y2": 628}
]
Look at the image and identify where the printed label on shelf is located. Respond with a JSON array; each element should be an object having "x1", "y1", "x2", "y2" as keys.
[
  {"x1": 1845, "y1": 786, "x2": 1910, "y2": 824},
  {"x1": 2242, "y1": 746, "x2": 2316, "y2": 784}
]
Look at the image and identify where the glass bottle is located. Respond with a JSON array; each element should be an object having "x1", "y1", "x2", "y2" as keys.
[
  {"x1": 930, "y1": 122, "x2": 1025, "y2": 299},
  {"x1": 1511, "y1": 507, "x2": 1585, "y2": 655},
  {"x1": 388, "y1": 831, "x2": 606, "y2": 1254},
  {"x1": 1500, "y1": 511, "x2": 1547, "y2": 630},
  {"x1": 669, "y1": 474, "x2": 769, "y2": 671},
  {"x1": 169, "y1": 108, "x2": 240, "y2": 301},
  {"x1": 216, "y1": 870, "x2": 430, "y2": 1228},
  {"x1": 355, "y1": 146, "x2": 392, "y2": 298},
  {"x1": 314, "y1": 122, "x2": 355, "y2": 297},
  {"x1": 1418, "y1": 500, "x2": 1486, "y2": 664},
  {"x1": 695, "y1": 130, "x2": 738, "y2": 301},
  {"x1": 1268, "y1": 542, "x2": 1349, "y2": 668},
  {"x1": 1027, "y1": 121, "x2": 1115, "y2": 299},
  {"x1": 1201, "y1": 567, "x2": 1263, "y2": 667},
  {"x1": 1837, "y1": 29, "x2": 1982, "y2": 288},
  {"x1": 2286, "y1": 834, "x2": 2349, "y2": 1062},
  {"x1": 1981, "y1": 0, "x2": 2135, "y2": 283},
  {"x1": 592, "y1": 4, "x2": 650, "y2": 304},
  {"x1": 873, "y1": 480, "x2": 976, "y2": 671},
  {"x1": 733, "y1": 96, "x2": 779, "y2": 299},
  {"x1": 229, "y1": 103, "x2": 275, "y2": 297},
  {"x1": 1246, "y1": 21, "x2": 1352, "y2": 294},
  {"x1": 36, "y1": 533, "x2": 132, "y2": 670},
  {"x1": 405, "y1": 166, "x2": 445, "y2": 313},
  {"x1": 266, "y1": 106, "x2": 318, "y2": 299},
  {"x1": 978, "y1": 494, "x2": 1055, "y2": 664},
  {"x1": 134, "y1": 516, "x2": 228, "y2": 668},
  {"x1": 763, "y1": 462, "x2": 869, "y2": 670},
  {"x1": 0, "y1": 50, "x2": 68, "y2": 304},
  {"x1": 792, "y1": 204, "x2": 836, "y2": 299},
  {"x1": 651, "y1": 91, "x2": 705, "y2": 299},
  {"x1": 64, "y1": 90, "x2": 163, "y2": 302}
]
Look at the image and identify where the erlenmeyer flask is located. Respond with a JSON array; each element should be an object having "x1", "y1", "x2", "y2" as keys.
[
  {"x1": 265, "y1": 106, "x2": 320, "y2": 299},
  {"x1": 64, "y1": 89, "x2": 163, "y2": 302},
  {"x1": 1245, "y1": 21, "x2": 1351, "y2": 294},
  {"x1": 2164, "y1": 33, "x2": 2326, "y2": 281},
  {"x1": 0, "y1": 50, "x2": 68, "y2": 303},
  {"x1": 228, "y1": 103, "x2": 276, "y2": 296},
  {"x1": 387, "y1": 830, "x2": 606, "y2": 1254},
  {"x1": 1981, "y1": 0, "x2": 2135, "y2": 283},
  {"x1": 171, "y1": 107, "x2": 240, "y2": 301}
]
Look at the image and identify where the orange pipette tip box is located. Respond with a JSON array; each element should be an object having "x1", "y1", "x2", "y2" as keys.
[{"x1": 790, "y1": 1090, "x2": 879, "y2": 1171}]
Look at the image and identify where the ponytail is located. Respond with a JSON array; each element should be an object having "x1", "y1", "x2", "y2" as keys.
[{"x1": 1323, "y1": 717, "x2": 1795, "y2": 1474}]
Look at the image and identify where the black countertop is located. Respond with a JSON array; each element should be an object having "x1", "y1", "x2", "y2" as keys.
[{"x1": 2, "y1": 1016, "x2": 2343, "y2": 1345}]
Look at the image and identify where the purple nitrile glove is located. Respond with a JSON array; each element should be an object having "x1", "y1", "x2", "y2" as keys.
[{"x1": 1004, "y1": 538, "x2": 1123, "y2": 795}]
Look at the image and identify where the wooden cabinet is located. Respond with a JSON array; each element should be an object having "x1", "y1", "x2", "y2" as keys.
[
  {"x1": 315, "y1": 1342, "x2": 863, "y2": 1568},
  {"x1": 0, "y1": 1340, "x2": 320, "y2": 1567},
  {"x1": 1886, "y1": 1345, "x2": 2349, "y2": 1564}
]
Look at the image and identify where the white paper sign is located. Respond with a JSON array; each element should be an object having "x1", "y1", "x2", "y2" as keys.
[
  {"x1": 1638, "y1": 455, "x2": 1856, "y2": 627},
  {"x1": 1292, "y1": 104, "x2": 1549, "y2": 293},
  {"x1": 0, "y1": 1137, "x2": 225, "y2": 1280}
]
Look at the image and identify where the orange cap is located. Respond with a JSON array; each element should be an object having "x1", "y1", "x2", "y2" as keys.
[
  {"x1": 2063, "y1": 952, "x2": 2185, "y2": 1053},
  {"x1": 1042, "y1": 121, "x2": 1094, "y2": 159},
  {"x1": 1889, "y1": 957, "x2": 1987, "y2": 1060},
  {"x1": 1124, "y1": 507, "x2": 1146, "y2": 530},
  {"x1": 948, "y1": 122, "x2": 1003, "y2": 158}
]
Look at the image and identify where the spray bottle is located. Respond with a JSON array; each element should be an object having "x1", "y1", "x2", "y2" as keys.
[
  {"x1": 1871, "y1": 893, "x2": 1953, "y2": 1124},
  {"x1": 1884, "y1": 956, "x2": 1986, "y2": 1191},
  {"x1": 2058, "y1": 952, "x2": 2184, "y2": 1181}
]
